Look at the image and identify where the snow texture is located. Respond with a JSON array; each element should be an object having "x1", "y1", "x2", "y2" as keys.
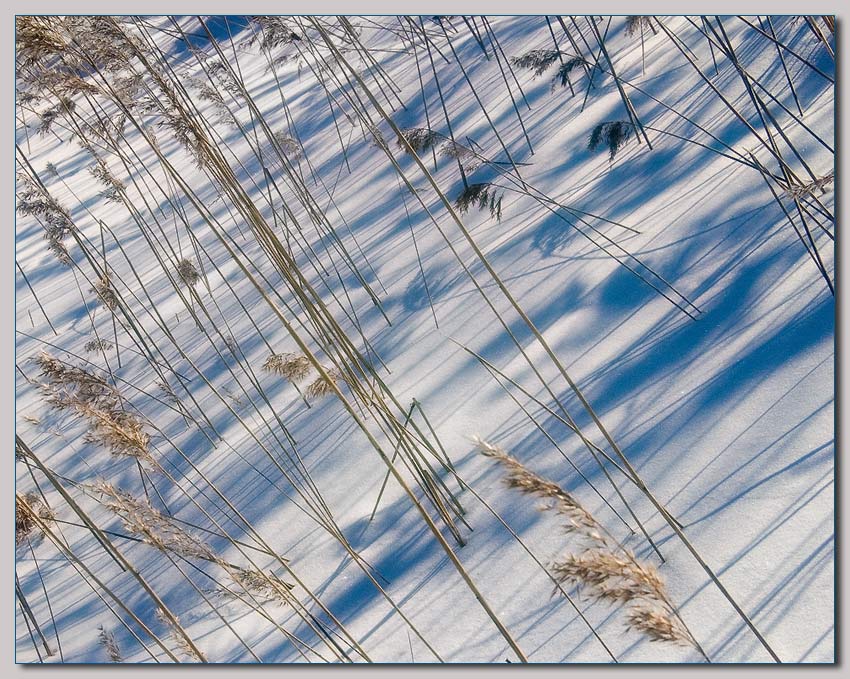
[{"x1": 15, "y1": 15, "x2": 834, "y2": 664}]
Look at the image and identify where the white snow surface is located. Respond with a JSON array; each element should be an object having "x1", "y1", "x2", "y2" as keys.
[{"x1": 15, "y1": 15, "x2": 834, "y2": 664}]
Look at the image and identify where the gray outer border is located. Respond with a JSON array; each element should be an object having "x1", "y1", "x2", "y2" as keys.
[{"x1": 3, "y1": 2, "x2": 843, "y2": 676}]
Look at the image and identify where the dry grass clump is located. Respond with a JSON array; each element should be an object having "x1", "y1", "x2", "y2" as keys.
[
  {"x1": 65, "y1": 16, "x2": 144, "y2": 72},
  {"x1": 16, "y1": 492, "x2": 55, "y2": 545},
  {"x1": 263, "y1": 352, "x2": 312, "y2": 383},
  {"x1": 97, "y1": 626, "x2": 123, "y2": 663},
  {"x1": 16, "y1": 16, "x2": 68, "y2": 67},
  {"x1": 176, "y1": 258, "x2": 200, "y2": 287},
  {"x1": 476, "y1": 437, "x2": 702, "y2": 653}
]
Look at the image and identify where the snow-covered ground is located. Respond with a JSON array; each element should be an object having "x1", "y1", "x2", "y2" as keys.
[{"x1": 14, "y1": 15, "x2": 834, "y2": 664}]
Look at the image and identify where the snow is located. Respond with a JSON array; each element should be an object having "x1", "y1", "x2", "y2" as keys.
[{"x1": 15, "y1": 15, "x2": 834, "y2": 664}]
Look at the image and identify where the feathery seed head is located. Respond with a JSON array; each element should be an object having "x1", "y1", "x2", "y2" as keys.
[{"x1": 263, "y1": 352, "x2": 312, "y2": 383}]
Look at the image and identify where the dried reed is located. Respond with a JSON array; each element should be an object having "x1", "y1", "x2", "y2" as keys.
[
  {"x1": 305, "y1": 368, "x2": 344, "y2": 400},
  {"x1": 91, "y1": 275, "x2": 119, "y2": 310},
  {"x1": 477, "y1": 437, "x2": 705, "y2": 656},
  {"x1": 588, "y1": 120, "x2": 634, "y2": 161},
  {"x1": 92, "y1": 482, "x2": 216, "y2": 562},
  {"x1": 84, "y1": 338, "x2": 114, "y2": 353},
  {"x1": 35, "y1": 352, "x2": 154, "y2": 463},
  {"x1": 262, "y1": 352, "x2": 312, "y2": 383},
  {"x1": 16, "y1": 492, "x2": 55, "y2": 545},
  {"x1": 784, "y1": 171, "x2": 834, "y2": 199},
  {"x1": 454, "y1": 183, "x2": 503, "y2": 221},
  {"x1": 510, "y1": 49, "x2": 564, "y2": 77},
  {"x1": 396, "y1": 127, "x2": 442, "y2": 154},
  {"x1": 176, "y1": 258, "x2": 200, "y2": 287},
  {"x1": 97, "y1": 625, "x2": 123, "y2": 662},
  {"x1": 155, "y1": 608, "x2": 204, "y2": 662}
]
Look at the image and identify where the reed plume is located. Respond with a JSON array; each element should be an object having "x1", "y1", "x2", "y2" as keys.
[
  {"x1": 476, "y1": 437, "x2": 703, "y2": 654},
  {"x1": 91, "y1": 275, "x2": 119, "y2": 311},
  {"x1": 92, "y1": 482, "x2": 216, "y2": 562},
  {"x1": 510, "y1": 49, "x2": 564, "y2": 77},
  {"x1": 552, "y1": 56, "x2": 586, "y2": 91},
  {"x1": 247, "y1": 16, "x2": 302, "y2": 52},
  {"x1": 36, "y1": 97, "x2": 76, "y2": 137},
  {"x1": 16, "y1": 16, "x2": 68, "y2": 67},
  {"x1": 90, "y1": 160, "x2": 125, "y2": 204},
  {"x1": 274, "y1": 132, "x2": 303, "y2": 160},
  {"x1": 80, "y1": 405, "x2": 153, "y2": 462},
  {"x1": 93, "y1": 483, "x2": 295, "y2": 609},
  {"x1": 784, "y1": 171, "x2": 834, "y2": 199},
  {"x1": 176, "y1": 258, "x2": 201, "y2": 287},
  {"x1": 155, "y1": 608, "x2": 204, "y2": 662},
  {"x1": 438, "y1": 139, "x2": 482, "y2": 172},
  {"x1": 625, "y1": 16, "x2": 657, "y2": 37},
  {"x1": 193, "y1": 81, "x2": 237, "y2": 127},
  {"x1": 35, "y1": 352, "x2": 154, "y2": 464},
  {"x1": 85, "y1": 338, "x2": 114, "y2": 353},
  {"x1": 397, "y1": 127, "x2": 442, "y2": 154},
  {"x1": 475, "y1": 437, "x2": 601, "y2": 541},
  {"x1": 34, "y1": 352, "x2": 117, "y2": 405},
  {"x1": 263, "y1": 352, "x2": 312, "y2": 383},
  {"x1": 16, "y1": 171, "x2": 74, "y2": 265},
  {"x1": 97, "y1": 626, "x2": 123, "y2": 662},
  {"x1": 223, "y1": 566, "x2": 294, "y2": 605},
  {"x1": 16, "y1": 492, "x2": 55, "y2": 545},
  {"x1": 454, "y1": 183, "x2": 503, "y2": 222},
  {"x1": 305, "y1": 368, "x2": 343, "y2": 400},
  {"x1": 588, "y1": 121, "x2": 634, "y2": 161}
]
